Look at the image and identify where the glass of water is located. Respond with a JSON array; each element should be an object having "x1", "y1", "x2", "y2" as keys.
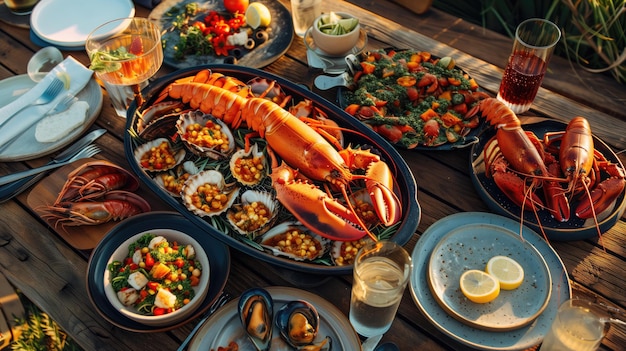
[
  {"x1": 349, "y1": 240, "x2": 412, "y2": 337},
  {"x1": 539, "y1": 299, "x2": 608, "y2": 351}
]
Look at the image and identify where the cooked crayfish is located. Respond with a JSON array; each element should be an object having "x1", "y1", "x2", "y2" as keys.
[
  {"x1": 153, "y1": 69, "x2": 402, "y2": 241},
  {"x1": 39, "y1": 161, "x2": 150, "y2": 228},
  {"x1": 480, "y1": 98, "x2": 625, "y2": 238}
]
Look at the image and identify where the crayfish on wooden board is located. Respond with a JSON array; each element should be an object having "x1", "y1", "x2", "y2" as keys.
[{"x1": 480, "y1": 98, "x2": 626, "y2": 241}]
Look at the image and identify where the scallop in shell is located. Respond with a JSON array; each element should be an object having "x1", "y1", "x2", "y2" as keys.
[
  {"x1": 260, "y1": 222, "x2": 330, "y2": 261},
  {"x1": 331, "y1": 237, "x2": 374, "y2": 266},
  {"x1": 181, "y1": 170, "x2": 240, "y2": 217},
  {"x1": 176, "y1": 110, "x2": 236, "y2": 159},
  {"x1": 238, "y1": 287, "x2": 273, "y2": 351},
  {"x1": 134, "y1": 137, "x2": 186, "y2": 172},
  {"x1": 154, "y1": 161, "x2": 199, "y2": 197},
  {"x1": 275, "y1": 300, "x2": 331, "y2": 351},
  {"x1": 229, "y1": 143, "x2": 267, "y2": 186},
  {"x1": 226, "y1": 190, "x2": 279, "y2": 238}
]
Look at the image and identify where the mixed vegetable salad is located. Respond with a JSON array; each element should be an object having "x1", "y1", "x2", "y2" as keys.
[
  {"x1": 342, "y1": 48, "x2": 487, "y2": 148},
  {"x1": 108, "y1": 233, "x2": 203, "y2": 316},
  {"x1": 164, "y1": 0, "x2": 272, "y2": 60}
]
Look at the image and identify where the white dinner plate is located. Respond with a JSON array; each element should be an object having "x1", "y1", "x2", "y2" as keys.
[
  {"x1": 30, "y1": 0, "x2": 135, "y2": 47},
  {"x1": 410, "y1": 212, "x2": 572, "y2": 350},
  {"x1": 0, "y1": 75, "x2": 103, "y2": 162},
  {"x1": 427, "y1": 223, "x2": 552, "y2": 331},
  {"x1": 188, "y1": 286, "x2": 362, "y2": 351}
]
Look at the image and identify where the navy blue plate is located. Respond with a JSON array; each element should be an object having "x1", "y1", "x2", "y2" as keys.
[
  {"x1": 86, "y1": 211, "x2": 230, "y2": 332},
  {"x1": 470, "y1": 117, "x2": 626, "y2": 241},
  {"x1": 124, "y1": 65, "x2": 420, "y2": 275},
  {"x1": 149, "y1": 0, "x2": 293, "y2": 69}
]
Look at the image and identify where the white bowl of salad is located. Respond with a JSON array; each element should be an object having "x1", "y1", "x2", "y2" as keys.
[
  {"x1": 104, "y1": 229, "x2": 210, "y2": 326},
  {"x1": 311, "y1": 12, "x2": 360, "y2": 56}
]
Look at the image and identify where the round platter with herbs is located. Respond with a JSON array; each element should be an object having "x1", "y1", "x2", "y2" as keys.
[
  {"x1": 338, "y1": 48, "x2": 489, "y2": 150},
  {"x1": 149, "y1": 0, "x2": 293, "y2": 69}
]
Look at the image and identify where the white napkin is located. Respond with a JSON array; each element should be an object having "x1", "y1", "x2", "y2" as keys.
[{"x1": 0, "y1": 56, "x2": 93, "y2": 148}]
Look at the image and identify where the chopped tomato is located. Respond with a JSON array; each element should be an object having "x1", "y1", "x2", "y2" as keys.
[
  {"x1": 361, "y1": 62, "x2": 376, "y2": 74},
  {"x1": 153, "y1": 307, "x2": 167, "y2": 316},
  {"x1": 144, "y1": 252, "x2": 155, "y2": 270}
]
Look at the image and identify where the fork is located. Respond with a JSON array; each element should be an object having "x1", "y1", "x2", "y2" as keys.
[
  {"x1": 177, "y1": 292, "x2": 232, "y2": 351},
  {"x1": 48, "y1": 93, "x2": 77, "y2": 115},
  {"x1": 0, "y1": 145, "x2": 100, "y2": 186},
  {"x1": 8, "y1": 77, "x2": 65, "y2": 119}
]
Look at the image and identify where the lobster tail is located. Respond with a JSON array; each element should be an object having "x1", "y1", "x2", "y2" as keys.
[{"x1": 480, "y1": 98, "x2": 521, "y2": 130}]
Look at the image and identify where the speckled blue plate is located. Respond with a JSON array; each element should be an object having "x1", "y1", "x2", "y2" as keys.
[
  {"x1": 427, "y1": 223, "x2": 551, "y2": 331},
  {"x1": 410, "y1": 212, "x2": 571, "y2": 351}
]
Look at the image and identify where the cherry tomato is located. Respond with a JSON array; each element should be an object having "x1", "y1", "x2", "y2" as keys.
[
  {"x1": 223, "y1": 0, "x2": 248, "y2": 14},
  {"x1": 153, "y1": 307, "x2": 167, "y2": 316},
  {"x1": 144, "y1": 252, "x2": 155, "y2": 270}
]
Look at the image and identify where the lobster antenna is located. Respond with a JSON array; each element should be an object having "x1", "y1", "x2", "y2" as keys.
[{"x1": 582, "y1": 180, "x2": 606, "y2": 251}]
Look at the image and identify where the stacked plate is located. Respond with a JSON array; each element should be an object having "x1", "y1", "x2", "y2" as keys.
[
  {"x1": 409, "y1": 212, "x2": 572, "y2": 350},
  {"x1": 29, "y1": 0, "x2": 135, "y2": 50}
]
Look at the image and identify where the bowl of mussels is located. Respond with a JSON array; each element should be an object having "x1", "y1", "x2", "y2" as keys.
[{"x1": 124, "y1": 64, "x2": 420, "y2": 275}]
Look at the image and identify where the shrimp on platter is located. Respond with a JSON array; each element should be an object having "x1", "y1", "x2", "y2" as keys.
[
  {"x1": 478, "y1": 98, "x2": 626, "y2": 242},
  {"x1": 141, "y1": 69, "x2": 403, "y2": 242}
]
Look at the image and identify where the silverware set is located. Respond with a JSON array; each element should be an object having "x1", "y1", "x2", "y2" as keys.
[{"x1": 0, "y1": 129, "x2": 106, "y2": 202}]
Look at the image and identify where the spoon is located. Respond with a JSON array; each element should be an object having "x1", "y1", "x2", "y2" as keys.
[{"x1": 313, "y1": 54, "x2": 362, "y2": 90}]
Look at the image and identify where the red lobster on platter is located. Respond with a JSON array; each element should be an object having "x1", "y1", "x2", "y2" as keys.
[
  {"x1": 152, "y1": 69, "x2": 402, "y2": 242},
  {"x1": 38, "y1": 161, "x2": 151, "y2": 227},
  {"x1": 480, "y1": 98, "x2": 625, "y2": 236}
]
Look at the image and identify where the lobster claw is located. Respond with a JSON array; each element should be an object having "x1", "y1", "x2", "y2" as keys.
[
  {"x1": 575, "y1": 177, "x2": 626, "y2": 219},
  {"x1": 543, "y1": 162, "x2": 570, "y2": 222},
  {"x1": 270, "y1": 162, "x2": 368, "y2": 241},
  {"x1": 492, "y1": 171, "x2": 544, "y2": 212}
]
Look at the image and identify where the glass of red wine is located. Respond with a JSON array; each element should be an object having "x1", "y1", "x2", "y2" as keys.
[{"x1": 496, "y1": 18, "x2": 561, "y2": 114}]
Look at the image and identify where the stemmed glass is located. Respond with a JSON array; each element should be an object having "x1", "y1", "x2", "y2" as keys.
[{"x1": 85, "y1": 17, "x2": 163, "y2": 118}]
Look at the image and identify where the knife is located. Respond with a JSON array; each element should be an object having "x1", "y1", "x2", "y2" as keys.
[{"x1": 0, "y1": 128, "x2": 107, "y2": 203}]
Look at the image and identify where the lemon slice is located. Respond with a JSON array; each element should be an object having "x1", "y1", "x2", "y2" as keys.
[
  {"x1": 245, "y1": 2, "x2": 271, "y2": 29},
  {"x1": 486, "y1": 256, "x2": 524, "y2": 290},
  {"x1": 56, "y1": 72, "x2": 71, "y2": 90},
  {"x1": 459, "y1": 270, "x2": 500, "y2": 304}
]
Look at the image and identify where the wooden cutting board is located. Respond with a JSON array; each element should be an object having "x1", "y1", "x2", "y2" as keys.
[{"x1": 27, "y1": 158, "x2": 167, "y2": 250}]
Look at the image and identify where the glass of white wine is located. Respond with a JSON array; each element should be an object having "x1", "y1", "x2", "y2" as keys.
[{"x1": 86, "y1": 17, "x2": 163, "y2": 118}]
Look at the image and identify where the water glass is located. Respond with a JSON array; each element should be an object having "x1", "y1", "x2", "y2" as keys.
[
  {"x1": 291, "y1": 0, "x2": 322, "y2": 37},
  {"x1": 496, "y1": 18, "x2": 561, "y2": 114},
  {"x1": 539, "y1": 299, "x2": 607, "y2": 351},
  {"x1": 85, "y1": 17, "x2": 163, "y2": 118},
  {"x1": 349, "y1": 240, "x2": 412, "y2": 337}
]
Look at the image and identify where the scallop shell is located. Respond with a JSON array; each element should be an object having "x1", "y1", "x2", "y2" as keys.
[
  {"x1": 181, "y1": 170, "x2": 240, "y2": 217},
  {"x1": 134, "y1": 138, "x2": 186, "y2": 172},
  {"x1": 176, "y1": 110, "x2": 236, "y2": 159},
  {"x1": 226, "y1": 190, "x2": 279, "y2": 238},
  {"x1": 229, "y1": 143, "x2": 267, "y2": 186},
  {"x1": 260, "y1": 222, "x2": 330, "y2": 261},
  {"x1": 154, "y1": 161, "x2": 199, "y2": 197},
  {"x1": 331, "y1": 237, "x2": 374, "y2": 266}
]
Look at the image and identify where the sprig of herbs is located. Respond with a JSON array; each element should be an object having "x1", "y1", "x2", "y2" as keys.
[{"x1": 88, "y1": 47, "x2": 137, "y2": 73}]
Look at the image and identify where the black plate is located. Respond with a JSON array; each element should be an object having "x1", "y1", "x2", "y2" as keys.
[
  {"x1": 336, "y1": 48, "x2": 485, "y2": 151},
  {"x1": 124, "y1": 65, "x2": 420, "y2": 275},
  {"x1": 150, "y1": 0, "x2": 293, "y2": 69},
  {"x1": 470, "y1": 117, "x2": 626, "y2": 241},
  {"x1": 86, "y1": 211, "x2": 230, "y2": 332}
]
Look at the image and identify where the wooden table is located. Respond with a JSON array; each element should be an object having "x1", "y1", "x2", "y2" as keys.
[{"x1": 1, "y1": 1, "x2": 625, "y2": 350}]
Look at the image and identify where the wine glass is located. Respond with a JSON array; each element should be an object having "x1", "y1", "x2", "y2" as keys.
[{"x1": 85, "y1": 17, "x2": 163, "y2": 118}]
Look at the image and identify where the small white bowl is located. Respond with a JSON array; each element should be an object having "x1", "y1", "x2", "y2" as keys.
[
  {"x1": 103, "y1": 229, "x2": 210, "y2": 326},
  {"x1": 311, "y1": 12, "x2": 360, "y2": 56}
]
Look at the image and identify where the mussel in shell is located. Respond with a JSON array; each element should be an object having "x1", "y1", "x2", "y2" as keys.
[
  {"x1": 238, "y1": 288, "x2": 273, "y2": 351},
  {"x1": 275, "y1": 300, "x2": 332, "y2": 351}
]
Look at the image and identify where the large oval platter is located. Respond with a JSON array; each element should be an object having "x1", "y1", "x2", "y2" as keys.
[
  {"x1": 337, "y1": 48, "x2": 487, "y2": 151},
  {"x1": 149, "y1": 0, "x2": 293, "y2": 69},
  {"x1": 124, "y1": 65, "x2": 420, "y2": 275},
  {"x1": 470, "y1": 117, "x2": 626, "y2": 241}
]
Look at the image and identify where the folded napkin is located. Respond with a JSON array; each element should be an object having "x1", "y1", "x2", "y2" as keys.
[{"x1": 0, "y1": 56, "x2": 93, "y2": 149}]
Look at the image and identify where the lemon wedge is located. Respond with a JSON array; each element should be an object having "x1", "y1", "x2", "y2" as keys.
[
  {"x1": 486, "y1": 256, "x2": 524, "y2": 290},
  {"x1": 56, "y1": 72, "x2": 71, "y2": 90},
  {"x1": 459, "y1": 270, "x2": 500, "y2": 304},
  {"x1": 246, "y1": 2, "x2": 271, "y2": 29}
]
